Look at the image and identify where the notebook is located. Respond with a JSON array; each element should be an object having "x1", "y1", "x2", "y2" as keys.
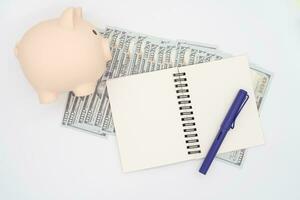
[{"x1": 106, "y1": 56, "x2": 264, "y2": 172}]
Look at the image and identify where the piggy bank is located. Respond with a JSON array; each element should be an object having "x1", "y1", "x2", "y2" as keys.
[{"x1": 15, "y1": 7, "x2": 111, "y2": 103}]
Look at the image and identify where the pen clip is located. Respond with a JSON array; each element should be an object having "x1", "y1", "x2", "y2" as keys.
[{"x1": 231, "y1": 94, "x2": 249, "y2": 129}]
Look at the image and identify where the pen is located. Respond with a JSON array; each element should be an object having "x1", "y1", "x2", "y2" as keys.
[{"x1": 199, "y1": 89, "x2": 249, "y2": 175}]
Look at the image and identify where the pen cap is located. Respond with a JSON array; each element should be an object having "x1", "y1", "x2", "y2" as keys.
[{"x1": 220, "y1": 89, "x2": 248, "y2": 131}]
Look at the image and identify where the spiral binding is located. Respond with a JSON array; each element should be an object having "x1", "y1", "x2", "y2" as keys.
[{"x1": 173, "y1": 71, "x2": 201, "y2": 155}]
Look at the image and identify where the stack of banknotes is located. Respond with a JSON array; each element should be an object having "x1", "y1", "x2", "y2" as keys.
[{"x1": 62, "y1": 26, "x2": 272, "y2": 166}]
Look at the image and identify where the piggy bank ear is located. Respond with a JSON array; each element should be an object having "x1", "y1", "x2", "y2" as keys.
[
  {"x1": 59, "y1": 7, "x2": 75, "y2": 30},
  {"x1": 74, "y1": 7, "x2": 83, "y2": 19}
]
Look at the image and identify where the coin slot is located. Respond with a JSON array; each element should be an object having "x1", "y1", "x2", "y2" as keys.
[{"x1": 92, "y1": 29, "x2": 98, "y2": 35}]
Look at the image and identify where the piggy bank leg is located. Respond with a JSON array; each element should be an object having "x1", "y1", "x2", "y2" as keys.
[
  {"x1": 73, "y1": 82, "x2": 97, "y2": 96},
  {"x1": 37, "y1": 91, "x2": 58, "y2": 103}
]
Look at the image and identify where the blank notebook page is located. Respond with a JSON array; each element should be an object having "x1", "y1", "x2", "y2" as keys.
[{"x1": 107, "y1": 56, "x2": 264, "y2": 172}]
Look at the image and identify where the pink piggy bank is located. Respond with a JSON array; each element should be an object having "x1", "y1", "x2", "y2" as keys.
[{"x1": 15, "y1": 7, "x2": 111, "y2": 103}]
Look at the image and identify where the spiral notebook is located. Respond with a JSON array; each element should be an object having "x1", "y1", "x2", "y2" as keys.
[{"x1": 107, "y1": 56, "x2": 264, "y2": 172}]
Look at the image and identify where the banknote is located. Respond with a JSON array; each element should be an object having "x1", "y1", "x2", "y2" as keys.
[
  {"x1": 99, "y1": 30, "x2": 219, "y2": 133},
  {"x1": 99, "y1": 37, "x2": 217, "y2": 134},
  {"x1": 62, "y1": 79, "x2": 107, "y2": 135},
  {"x1": 77, "y1": 28, "x2": 124, "y2": 134},
  {"x1": 62, "y1": 28, "x2": 116, "y2": 134},
  {"x1": 174, "y1": 40, "x2": 221, "y2": 67},
  {"x1": 66, "y1": 28, "x2": 181, "y2": 134},
  {"x1": 63, "y1": 27, "x2": 142, "y2": 134},
  {"x1": 216, "y1": 67, "x2": 271, "y2": 165},
  {"x1": 211, "y1": 51, "x2": 272, "y2": 166},
  {"x1": 100, "y1": 29, "x2": 179, "y2": 133},
  {"x1": 64, "y1": 98, "x2": 102, "y2": 134},
  {"x1": 62, "y1": 27, "x2": 272, "y2": 166},
  {"x1": 172, "y1": 45, "x2": 272, "y2": 166}
]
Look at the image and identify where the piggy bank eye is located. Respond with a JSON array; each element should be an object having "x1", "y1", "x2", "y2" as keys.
[{"x1": 92, "y1": 29, "x2": 98, "y2": 35}]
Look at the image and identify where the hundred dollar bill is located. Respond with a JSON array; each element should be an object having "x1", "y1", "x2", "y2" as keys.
[
  {"x1": 62, "y1": 92, "x2": 75, "y2": 125},
  {"x1": 96, "y1": 29, "x2": 142, "y2": 133},
  {"x1": 63, "y1": 27, "x2": 174, "y2": 134},
  {"x1": 175, "y1": 40, "x2": 221, "y2": 67},
  {"x1": 217, "y1": 67, "x2": 271, "y2": 165},
  {"x1": 62, "y1": 26, "x2": 272, "y2": 163},
  {"x1": 69, "y1": 88, "x2": 108, "y2": 135},
  {"x1": 101, "y1": 29, "x2": 178, "y2": 133},
  {"x1": 173, "y1": 45, "x2": 272, "y2": 166},
  {"x1": 210, "y1": 51, "x2": 272, "y2": 165},
  {"x1": 96, "y1": 28, "x2": 140, "y2": 133},
  {"x1": 68, "y1": 28, "x2": 112, "y2": 132},
  {"x1": 63, "y1": 27, "x2": 140, "y2": 134},
  {"x1": 62, "y1": 28, "x2": 116, "y2": 135},
  {"x1": 98, "y1": 35, "x2": 218, "y2": 134},
  {"x1": 105, "y1": 34, "x2": 271, "y2": 165},
  {"x1": 76, "y1": 28, "x2": 122, "y2": 134},
  {"x1": 62, "y1": 79, "x2": 107, "y2": 135},
  {"x1": 103, "y1": 29, "x2": 181, "y2": 133}
]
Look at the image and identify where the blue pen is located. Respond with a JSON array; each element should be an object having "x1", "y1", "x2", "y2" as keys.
[{"x1": 199, "y1": 89, "x2": 249, "y2": 175}]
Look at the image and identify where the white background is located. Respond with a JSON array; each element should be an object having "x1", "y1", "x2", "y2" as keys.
[{"x1": 1, "y1": 0, "x2": 300, "y2": 199}]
